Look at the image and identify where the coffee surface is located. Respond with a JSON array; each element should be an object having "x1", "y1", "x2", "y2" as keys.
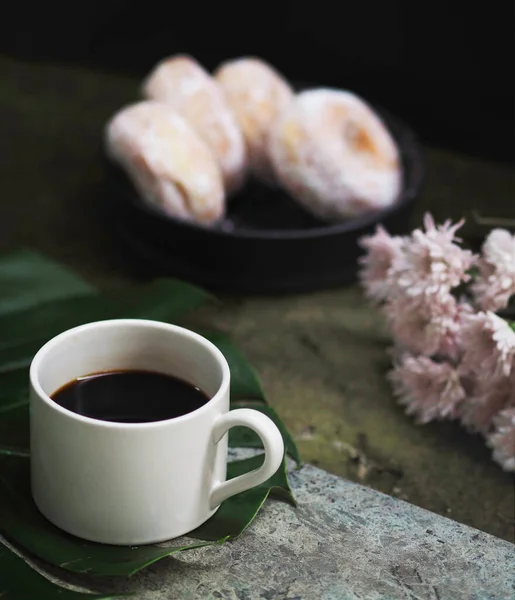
[{"x1": 51, "y1": 370, "x2": 209, "y2": 423}]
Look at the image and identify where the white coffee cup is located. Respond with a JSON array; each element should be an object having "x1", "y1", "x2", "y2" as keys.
[{"x1": 29, "y1": 319, "x2": 284, "y2": 546}]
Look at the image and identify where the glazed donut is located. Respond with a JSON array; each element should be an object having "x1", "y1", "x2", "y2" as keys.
[
  {"x1": 214, "y1": 57, "x2": 294, "y2": 184},
  {"x1": 105, "y1": 101, "x2": 225, "y2": 225},
  {"x1": 142, "y1": 55, "x2": 247, "y2": 195},
  {"x1": 268, "y1": 89, "x2": 402, "y2": 220}
]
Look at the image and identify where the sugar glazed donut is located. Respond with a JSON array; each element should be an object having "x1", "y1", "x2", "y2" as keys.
[
  {"x1": 105, "y1": 101, "x2": 225, "y2": 225},
  {"x1": 142, "y1": 55, "x2": 247, "y2": 195},
  {"x1": 268, "y1": 89, "x2": 402, "y2": 220},
  {"x1": 214, "y1": 57, "x2": 294, "y2": 184}
]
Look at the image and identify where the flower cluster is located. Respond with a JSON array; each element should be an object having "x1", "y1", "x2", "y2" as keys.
[{"x1": 359, "y1": 214, "x2": 515, "y2": 471}]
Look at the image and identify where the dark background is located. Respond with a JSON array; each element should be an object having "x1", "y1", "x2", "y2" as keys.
[{"x1": 1, "y1": 1, "x2": 513, "y2": 163}]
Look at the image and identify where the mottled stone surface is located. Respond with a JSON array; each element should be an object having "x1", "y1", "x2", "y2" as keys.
[
  {"x1": 8, "y1": 454, "x2": 514, "y2": 599},
  {"x1": 0, "y1": 55, "x2": 514, "y2": 544}
]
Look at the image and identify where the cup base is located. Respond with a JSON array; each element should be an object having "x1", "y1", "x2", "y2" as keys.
[{"x1": 32, "y1": 492, "x2": 220, "y2": 546}]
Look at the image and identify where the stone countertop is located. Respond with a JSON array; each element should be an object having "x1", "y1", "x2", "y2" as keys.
[
  {"x1": 0, "y1": 55, "x2": 514, "y2": 544},
  {"x1": 6, "y1": 456, "x2": 514, "y2": 600}
]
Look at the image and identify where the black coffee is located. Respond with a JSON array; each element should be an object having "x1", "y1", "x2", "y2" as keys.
[{"x1": 51, "y1": 370, "x2": 210, "y2": 423}]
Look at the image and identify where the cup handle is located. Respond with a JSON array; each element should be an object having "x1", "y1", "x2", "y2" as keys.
[{"x1": 209, "y1": 408, "x2": 285, "y2": 509}]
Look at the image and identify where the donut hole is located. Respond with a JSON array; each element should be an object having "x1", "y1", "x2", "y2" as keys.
[
  {"x1": 345, "y1": 121, "x2": 376, "y2": 156},
  {"x1": 171, "y1": 180, "x2": 190, "y2": 210}
]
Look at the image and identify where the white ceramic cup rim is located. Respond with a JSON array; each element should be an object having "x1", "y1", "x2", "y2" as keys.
[{"x1": 29, "y1": 319, "x2": 231, "y2": 431}]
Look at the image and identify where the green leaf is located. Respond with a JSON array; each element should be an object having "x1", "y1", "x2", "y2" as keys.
[
  {"x1": 229, "y1": 402, "x2": 301, "y2": 466},
  {"x1": 0, "y1": 542, "x2": 130, "y2": 599},
  {"x1": 0, "y1": 370, "x2": 29, "y2": 415},
  {"x1": 0, "y1": 279, "x2": 212, "y2": 376},
  {"x1": 0, "y1": 457, "x2": 226, "y2": 577},
  {"x1": 0, "y1": 405, "x2": 29, "y2": 457},
  {"x1": 190, "y1": 455, "x2": 295, "y2": 541},
  {"x1": 198, "y1": 330, "x2": 266, "y2": 402},
  {"x1": 0, "y1": 249, "x2": 95, "y2": 316}
]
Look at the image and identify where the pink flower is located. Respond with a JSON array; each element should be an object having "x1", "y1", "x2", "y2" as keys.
[
  {"x1": 390, "y1": 213, "x2": 476, "y2": 301},
  {"x1": 459, "y1": 312, "x2": 515, "y2": 378},
  {"x1": 488, "y1": 407, "x2": 515, "y2": 471},
  {"x1": 472, "y1": 229, "x2": 515, "y2": 312},
  {"x1": 460, "y1": 373, "x2": 515, "y2": 434},
  {"x1": 389, "y1": 354, "x2": 466, "y2": 423},
  {"x1": 385, "y1": 294, "x2": 472, "y2": 360},
  {"x1": 358, "y1": 226, "x2": 404, "y2": 303}
]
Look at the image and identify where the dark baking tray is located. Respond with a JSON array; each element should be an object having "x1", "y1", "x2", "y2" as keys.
[{"x1": 104, "y1": 106, "x2": 424, "y2": 295}]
